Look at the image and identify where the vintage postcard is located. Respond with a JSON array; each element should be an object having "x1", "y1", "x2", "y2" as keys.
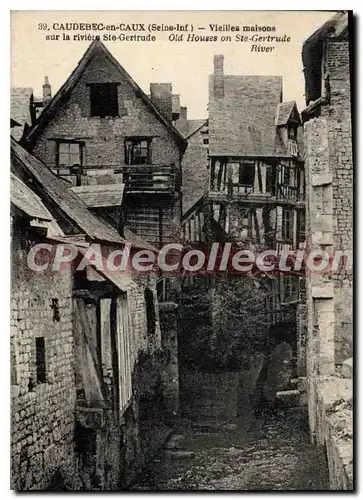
[{"x1": 10, "y1": 10, "x2": 353, "y2": 491}]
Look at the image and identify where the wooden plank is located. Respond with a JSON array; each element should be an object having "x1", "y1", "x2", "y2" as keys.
[
  {"x1": 253, "y1": 209, "x2": 261, "y2": 243},
  {"x1": 100, "y1": 298, "x2": 112, "y2": 373},
  {"x1": 73, "y1": 299, "x2": 105, "y2": 405}
]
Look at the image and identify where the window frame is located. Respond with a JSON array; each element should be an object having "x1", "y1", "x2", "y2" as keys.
[
  {"x1": 56, "y1": 141, "x2": 84, "y2": 168},
  {"x1": 282, "y1": 207, "x2": 294, "y2": 242},
  {"x1": 124, "y1": 137, "x2": 152, "y2": 165},
  {"x1": 238, "y1": 161, "x2": 255, "y2": 186}
]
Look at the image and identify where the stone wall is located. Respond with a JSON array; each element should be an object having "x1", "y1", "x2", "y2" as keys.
[
  {"x1": 11, "y1": 222, "x2": 176, "y2": 490},
  {"x1": 29, "y1": 50, "x2": 183, "y2": 246},
  {"x1": 31, "y1": 53, "x2": 182, "y2": 172},
  {"x1": 314, "y1": 376, "x2": 353, "y2": 490},
  {"x1": 11, "y1": 226, "x2": 78, "y2": 490},
  {"x1": 322, "y1": 39, "x2": 353, "y2": 363},
  {"x1": 303, "y1": 37, "x2": 353, "y2": 490}
]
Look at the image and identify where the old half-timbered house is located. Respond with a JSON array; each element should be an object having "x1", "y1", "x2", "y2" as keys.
[
  {"x1": 179, "y1": 55, "x2": 306, "y2": 392},
  {"x1": 11, "y1": 137, "x2": 178, "y2": 490},
  {"x1": 23, "y1": 38, "x2": 187, "y2": 249}
]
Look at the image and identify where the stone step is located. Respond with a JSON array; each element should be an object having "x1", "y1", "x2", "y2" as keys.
[
  {"x1": 290, "y1": 377, "x2": 307, "y2": 393},
  {"x1": 163, "y1": 450, "x2": 196, "y2": 460},
  {"x1": 276, "y1": 389, "x2": 301, "y2": 407}
]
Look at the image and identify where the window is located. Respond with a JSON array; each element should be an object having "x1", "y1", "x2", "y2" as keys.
[
  {"x1": 282, "y1": 208, "x2": 294, "y2": 241},
  {"x1": 288, "y1": 124, "x2": 297, "y2": 140},
  {"x1": 203, "y1": 138, "x2": 209, "y2": 145},
  {"x1": 36, "y1": 337, "x2": 46, "y2": 383},
  {"x1": 89, "y1": 83, "x2": 119, "y2": 117},
  {"x1": 297, "y1": 210, "x2": 306, "y2": 242},
  {"x1": 57, "y1": 142, "x2": 82, "y2": 167},
  {"x1": 144, "y1": 288, "x2": 156, "y2": 337},
  {"x1": 266, "y1": 165, "x2": 276, "y2": 195},
  {"x1": 283, "y1": 166, "x2": 290, "y2": 185},
  {"x1": 125, "y1": 139, "x2": 151, "y2": 165},
  {"x1": 239, "y1": 162, "x2": 255, "y2": 186}
]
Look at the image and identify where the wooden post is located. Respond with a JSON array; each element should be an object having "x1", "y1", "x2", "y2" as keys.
[{"x1": 260, "y1": 162, "x2": 267, "y2": 193}]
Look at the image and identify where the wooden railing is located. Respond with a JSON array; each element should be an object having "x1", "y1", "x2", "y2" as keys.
[
  {"x1": 118, "y1": 164, "x2": 177, "y2": 193},
  {"x1": 52, "y1": 163, "x2": 178, "y2": 194}
]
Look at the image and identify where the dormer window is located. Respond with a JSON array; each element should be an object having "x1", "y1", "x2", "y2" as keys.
[
  {"x1": 89, "y1": 83, "x2": 119, "y2": 117},
  {"x1": 288, "y1": 124, "x2": 297, "y2": 140}
]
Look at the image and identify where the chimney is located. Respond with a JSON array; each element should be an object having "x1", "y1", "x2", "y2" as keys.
[
  {"x1": 150, "y1": 83, "x2": 173, "y2": 121},
  {"x1": 213, "y1": 55, "x2": 224, "y2": 98},
  {"x1": 172, "y1": 94, "x2": 180, "y2": 121},
  {"x1": 214, "y1": 55, "x2": 224, "y2": 76},
  {"x1": 42, "y1": 76, "x2": 52, "y2": 106},
  {"x1": 177, "y1": 106, "x2": 188, "y2": 137}
]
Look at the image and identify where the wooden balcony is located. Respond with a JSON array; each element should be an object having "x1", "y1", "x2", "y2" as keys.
[
  {"x1": 52, "y1": 164, "x2": 178, "y2": 195},
  {"x1": 209, "y1": 159, "x2": 305, "y2": 207},
  {"x1": 118, "y1": 164, "x2": 177, "y2": 195},
  {"x1": 208, "y1": 182, "x2": 305, "y2": 207}
]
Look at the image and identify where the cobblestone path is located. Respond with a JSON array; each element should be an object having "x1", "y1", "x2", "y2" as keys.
[{"x1": 131, "y1": 410, "x2": 329, "y2": 491}]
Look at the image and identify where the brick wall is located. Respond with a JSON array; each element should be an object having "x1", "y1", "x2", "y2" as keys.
[{"x1": 11, "y1": 226, "x2": 77, "y2": 490}]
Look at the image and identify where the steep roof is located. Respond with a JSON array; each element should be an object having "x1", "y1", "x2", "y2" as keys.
[
  {"x1": 275, "y1": 101, "x2": 301, "y2": 127},
  {"x1": 186, "y1": 119, "x2": 208, "y2": 139},
  {"x1": 69, "y1": 183, "x2": 125, "y2": 208},
  {"x1": 209, "y1": 74, "x2": 292, "y2": 158},
  {"x1": 11, "y1": 172, "x2": 52, "y2": 221},
  {"x1": 10, "y1": 87, "x2": 33, "y2": 141},
  {"x1": 24, "y1": 39, "x2": 187, "y2": 152},
  {"x1": 11, "y1": 138, "x2": 157, "y2": 251}
]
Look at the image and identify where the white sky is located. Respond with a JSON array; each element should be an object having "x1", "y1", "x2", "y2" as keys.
[{"x1": 11, "y1": 11, "x2": 334, "y2": 118}]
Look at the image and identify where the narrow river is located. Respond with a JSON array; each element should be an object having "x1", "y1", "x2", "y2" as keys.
[{"x1": 131, "y1": 410, "x2": 329, "y2": 491}]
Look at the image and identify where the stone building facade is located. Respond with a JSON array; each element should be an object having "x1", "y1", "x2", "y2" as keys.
[
  {"x1": 11, "y1": 138, "x2": 179, "y2": 490},
  {"x1": 179, "y1": 55, "x2": 305, "y2": 382},
  {"x1": 24, "y1": 39, "x2": 187, "y2": 248},
  {"x1": 302, "y1": 11, "x2": 353, "y2": 490},
  {"x1": 11, "y1": 185, "x2": 77, "y2": 490}
]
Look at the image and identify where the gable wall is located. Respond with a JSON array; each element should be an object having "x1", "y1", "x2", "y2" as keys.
[{"x1": 31, "y1": 53, "x2": 181, "y2": 171}]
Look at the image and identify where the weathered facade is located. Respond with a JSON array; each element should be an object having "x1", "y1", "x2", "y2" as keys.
[
  {"x1": 302, "y1": 12, "x2": 353, "y2": 490},
  {"x1": 178, "y1": 114, "x2": 209, "y2": 214},
  {"x1": 24, "y1": 39, "x2": 187, "y2": 248},
  {"x1": 10, "y1": 171, "x2": 78, "y2": 490},
  {"x1": 179, "y1": 55, "x2": 305, "y2": 382},
  {"x1": 10, "y1": 138, "x2": 178, "y2": 490}
]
